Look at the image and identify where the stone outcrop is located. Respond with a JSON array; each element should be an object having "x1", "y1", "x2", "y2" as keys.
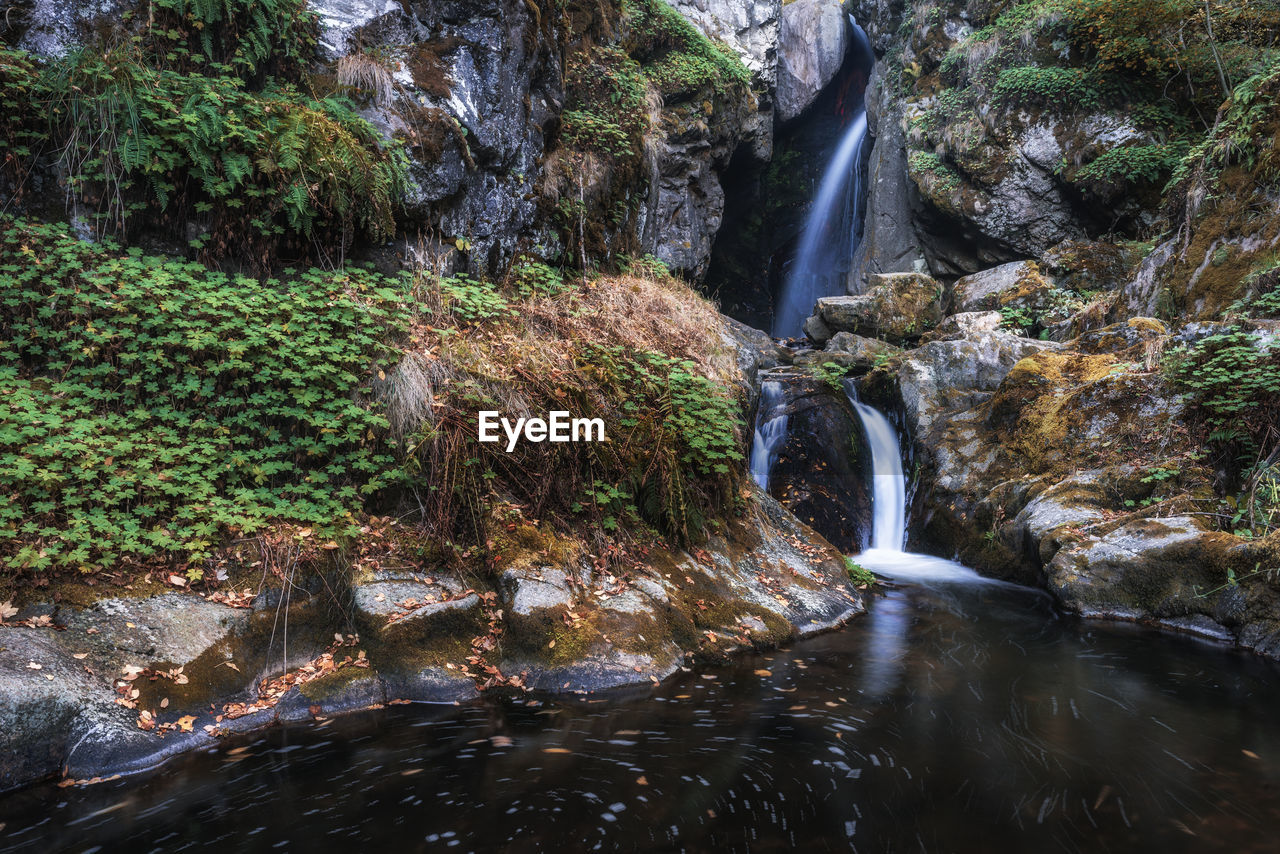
[
  {"x1": 671, "y1": 0, "x2": 781, "y2": 160},
  {"x1": 806, "y1": 272, "x2": 944, "y2": 345},
  {"x1": 952, "y1": 260, "x2": 1054, "y2": 314},
  {"x1": 756, "y1": 372, "x2": 874, "y2": 552},
  {"x1": 861, "y1": 296, "x2": 1278, "y2": 655},
  {"x1": 848, "y1": 61, "x2": 928, "y2": 291},
  {"x1": 776, "y1": 0, "x2": 850, "y2": 123},
  {"x1": 0, "y1": 488, "x2": 862, "y2": 791},
  {"x1": 6, "y1": 0, "x2": 785, "y2": 284}
]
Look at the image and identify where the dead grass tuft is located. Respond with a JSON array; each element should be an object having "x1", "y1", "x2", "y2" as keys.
[{"x1": 336, "y1": 52, "x2": 397, "y2": 109}]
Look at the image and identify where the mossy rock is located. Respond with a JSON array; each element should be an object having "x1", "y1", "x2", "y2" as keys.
[{"x1": 814, "y1": 272, "x2": 944, "y2": 344}]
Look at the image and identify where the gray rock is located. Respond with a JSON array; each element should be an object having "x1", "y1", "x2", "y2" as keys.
[
  {"x1": 12, "y1": 0, "x2": 123, "y2": 56},
  {"x1": 848, "y1": 62, "x2": 928, "y2": 290},
  {"x1": 639, "y1": 133, "x2": 729, "y2": 281},
  {"x1": 825, "y1": 330, "x2": 902, "y2": 365},
  {"x1": 1046, "y1": 516, "x2": 1219, "y2": 619},
  {"x1": 1068, "y1": 318, "x2": 1169, "y2": 355},
  {"x1": 1004, "y1": 473, "x2": 1112, "y2": 566},
  {"x1": 845, "y1": 0, "x2": 908, "y2": 54},
  {"x1": 897, "y1": 331, "x2": 1055, "y2": 438},
  {"x1": 952, "y1": 261, "x2": 1045, "y2": 314},
  {"x1": 672, "y1": 0, "x2": 781, "y2": 81},
  {"x1": 926, "y1": 310, "x2": 1002, "y2": 341},
  {"x1": 803, "y1": 313, "x2": 836, "y2": 346},
  {"x1": 670, "y1": 0, "x2": 780, "y2": 159},
  {"x1": 813, "y1": 271, "x2": 943, "y2": 344},
  {"x1": 501, "y1": 568, "x2": 575, "y2": 616},
  {"x1": 776, "y1": 0, "x2": 849, "y2": 122},
  {"x1": 1117, "y1": 236, "x2": 1179, "y2": 320},
  {"x1": 721, "y1": 315, "x2": 788, "y2": 409},
  {"x1": 311, "y1": 0, "x2": 407, "y2": 58},
  {"x1": 61, "y1": 593, "x2": 250, "y2": 668}
]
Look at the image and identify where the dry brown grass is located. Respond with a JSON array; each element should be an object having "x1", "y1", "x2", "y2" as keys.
[
  {"x1": 374, "y1": 264, "x2": 744, "y2": 563},
  {"x1": 336, "y1": 52, "x2": 397, "y2": 109}
]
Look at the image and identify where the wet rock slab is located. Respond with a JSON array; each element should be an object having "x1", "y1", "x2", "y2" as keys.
[{"x1": 0, "y1": 493, "x2": 864, "y2": 793}]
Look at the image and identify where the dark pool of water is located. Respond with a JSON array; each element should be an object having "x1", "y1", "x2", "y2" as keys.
[{"x1": 5, "y1": 574, "x2": 1280, "y2": 853}]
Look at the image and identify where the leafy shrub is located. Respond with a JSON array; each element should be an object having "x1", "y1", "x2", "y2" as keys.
[
  {"x1": 439, "y1": 273, "x2": 511, "y2": 323},
  {"x1": 845, "y1": 557, "x2": 876, "y2": 587},
  {"x1": 0, "y1": 219, "x2": 411, "y2": 574},
  {"x1": 624, "y1": 0, "x2": 751, "y2": 97},
  {"x1": 992, "y1": 65, "x2": 1099, "y2": 108},
  {"x1": 561, "y1": 46, "x2": 649, "y2": 159},
  {"x1": 579, "y1": 344, "x2": 743, "y2": 540},
  {"x1": 28, "y1": 47, "x2": 404, "y2": 263},
  {"x1": 1237, "y1": 257, "x2": 1280, "y2": 317},
  {"x1": 619, "y1": 253, "x2": 671, "y2": 279},
  {"x1": 998, "y1": 304, "x2": 1036, "y2": 333},
  {"x1": 1064, "y1": 0, "x2": 1194, "y2": 80},
  {"x1": 512, "y1": 258, "x2": 568, "y2": 298},
  {"x1": 142, "y1": 0, "x2": 319, "y2": 77},
  {"x1": 1167, "y1": 328, "x2": 1280, "y2": 455},
  {"x1": 1074, "y1": 142, "x2": 1188, "y2": 185},
  {"x1": 809, "y1": 361, "x2": 850, "y2": 391},
  {"x1": 908, "y1": 150, "x2": 962, "y2": 192}
]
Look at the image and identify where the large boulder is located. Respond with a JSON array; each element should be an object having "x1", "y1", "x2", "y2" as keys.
[
  {"x1": 1046, "y1": 517, "x2": 1235, "y2": 629},
  {"x1": 496, "y1": 486, "x2": 866, "y2": 692},
  {"x1": 952, "y1": 260, "x2": 1053, "y2": 314},
  {"x1": 895, "y1": 331, "x2": 1054, "y2": 439},
  {"x1": 10, "y1": 0, "x2": 126, "y2": 56},
  {"x1": 776, "y1": 0, "x2": 849, "y2": 122},
  {"x1": 923, "y1": 310, "x2": 1001, "y2": 341},
  {"x1": 807, "y1": 272, "x2": 944, "y2": 345},
  {"x1": 762, "y1": 373, "x2": 874, "y2": 552}
]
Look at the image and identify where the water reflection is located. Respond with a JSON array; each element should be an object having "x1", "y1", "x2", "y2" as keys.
[{"x1": 4, "y1": 578, "x2": 1280, "y2": 853}]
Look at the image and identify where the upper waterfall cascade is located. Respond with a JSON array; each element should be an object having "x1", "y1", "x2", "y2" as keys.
[{"x1": 772, "y1": 19, "x2": 874, "y2": 339}]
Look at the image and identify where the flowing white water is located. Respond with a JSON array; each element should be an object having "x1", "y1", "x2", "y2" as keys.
[
  {"x1": 749, "y1": 380, "x2": 789, "y2": 491},
  {"x1": 772, "y1": 110, "x2": 869, "y2": 339},
  {"x1": 771, "y1": 20, "x2": 874, "y2": 340},
  {"x1": 850, "y1": 401, "x2": 905, "y2": 551},
  {"x1": 845, "y1": 386, "x2": 994, "y2": 584}
]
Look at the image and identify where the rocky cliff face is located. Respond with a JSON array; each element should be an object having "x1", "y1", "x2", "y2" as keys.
[{"x1": 3, "y1": 0, "x2": 797, "y2": 281}]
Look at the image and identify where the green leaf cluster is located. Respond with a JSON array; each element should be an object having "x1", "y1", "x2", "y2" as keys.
[
  {"x1": 578, "y1": 344, "x2": 744, "y2": 540},
  {"x1": 144, "y1": 0, "x2": 319, "y2": 77},
  {"x1": 562, "y1": 46, "x2": 649, "y2": 160},
  {"x1": 623, "y1": 0, "x2": 752, "y2": 97},
  {"x1": 0, "y1": 219, "x2": 413, "y2": 573},
  {"x1": 992, "y1": 66, "x2": 1100, "y2": 109},
  {"x1": 1075, "y1": 142, "x2": 1189, "y2": 185},
  {"x1": 1167, "y1": 329, "x2": 1280, "y2": 453}
]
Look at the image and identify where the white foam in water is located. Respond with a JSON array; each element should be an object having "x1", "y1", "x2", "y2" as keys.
[{"x1": 855, "y1": 548, "x2": 993, "y2": 584}]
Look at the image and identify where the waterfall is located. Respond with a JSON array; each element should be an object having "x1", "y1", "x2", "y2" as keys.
[
  {"x1": 749, "y1": 380, "x2": 789, "y2": 491},
  {"x1": 851, "y1": 402, "x2": 906, "y2": 552},
  {"x1": 772, "y1": 20, "x2": 875, "y2": 339},
  {"x1": 842, "y1": 383, "x2": 906, "y2": 551},
  {"x1": 843, "y1": 386, "x2": 995, "y2": 583}
]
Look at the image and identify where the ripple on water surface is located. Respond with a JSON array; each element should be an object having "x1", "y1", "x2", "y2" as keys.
[{"x1": 3, "y1": 574, "x2": 1280, "y2": 853}]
